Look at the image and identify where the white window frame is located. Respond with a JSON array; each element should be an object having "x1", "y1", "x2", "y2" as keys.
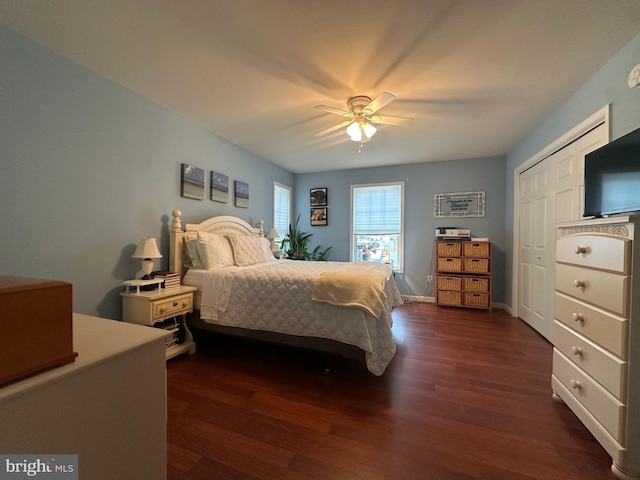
[
  {"x1": 350, "y1": 181, "x2": 404, "y2": 272},
  {"x1": 273, "y1": 181, "x2": 291, "y2": 244}
]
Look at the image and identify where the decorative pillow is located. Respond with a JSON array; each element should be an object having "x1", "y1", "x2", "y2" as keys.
[
  {"x1": 196, "y1": 231, "x2": 235, "y2": 269},
  {"x1": 182, "y1": 235, "x2": 204, "y2": 269},
  {"x1": 227, "y1": 234, "x2": 274, "y2": 266}
]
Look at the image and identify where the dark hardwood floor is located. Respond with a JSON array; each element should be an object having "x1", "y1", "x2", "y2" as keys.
[{"x1": 166, "y1": 303, "x2": 615, "y2": 480}]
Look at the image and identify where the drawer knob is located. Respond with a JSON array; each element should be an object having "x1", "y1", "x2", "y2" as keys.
[
  {"x1": 570, "y1": 379, "x2": 582, "y2": 390},
  {"x1": 574, "y1": 279, "x2": 586, "y2": 288},
  {"x1": 571, "y1": 346, "x2": 583, "y2": 357},
  {"x1": 574, "y1": 246, "x2": 588, "y2": 254},
  {"x1": 572, "y1": 313, "x2": 584, "y2": 324},
  {"x1": 173, "y1": 301, "x2": 178, "y2": 307}
]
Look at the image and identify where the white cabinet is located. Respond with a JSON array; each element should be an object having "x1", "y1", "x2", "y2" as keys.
[
  {"x1": 552, "y1": 216, "x2": 640, "y2": 480},
  {"x1": 0, "y1": 314, "x2": 167, "y2": 480}
]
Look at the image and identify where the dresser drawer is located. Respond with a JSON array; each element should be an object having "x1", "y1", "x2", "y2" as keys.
[
  {"x1": 462, "y1": 258, "x2": 490, "y2": 273},
  {"x1": 437, "y1": 275, "x2": 462, "y2": 291},
  {"x1": 557, "y1": 234, "x2": 631, "y2": 274},
  {"x1": 554, "y1": 321, "x2": 626, "y2": 400},
  {"x1": 555, "y1": 292, "x2": 628, "y2": 358},
  {"x1": 437, "y1": 257, "x2": 462, "y2": 272},
  {"x1": 553, "y1": 349, "x2": 626, "y2": 443},
  {"x1": 555, "y1": 263, "x2": 629, "y2": 317},
  {"x1": 463, "y1": 277, "x2": 490, "y2": 293},
  {"x1": 436, "y1": 242, "x2": 462, "y2": 257},
  {"x1": 462, "y1": 242, "x2": 490, "y2": 258},
  {"x1": 151, "y1": 293, "x2": 193, "y2": 323}
]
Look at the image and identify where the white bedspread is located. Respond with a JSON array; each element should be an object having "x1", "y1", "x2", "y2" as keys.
[{"x1": 196, "y1": 260, "x2": 402, "y2": 375}]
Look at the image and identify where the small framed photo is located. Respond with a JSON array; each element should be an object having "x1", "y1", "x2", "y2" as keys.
[
  {"x1": 210, "y1": 171, "x2": 229, "y2": 203},
  {"x1": 310, "y1": 187, "x2": 327, "y2": 206},
  {"x1": 311, "y1": 207, "x2": 327, "y2": 226},
  {"x1": 180, "y1": 163, "x2": 205, "y2": 200},
  {"x1": 234, "y1": 180, "x2": 249, "y2": 208}
]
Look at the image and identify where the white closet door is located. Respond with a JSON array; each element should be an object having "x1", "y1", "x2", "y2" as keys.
[
  {"x1": 519, "y1": 159, "x2": 554, "y2": 339},
  {"x1": 518, "y1": 122, "x2": 607, "y2": 341}
]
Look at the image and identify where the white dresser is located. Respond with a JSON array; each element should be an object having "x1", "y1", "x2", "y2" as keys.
[
  {"x1": 0, "y1": 314, "x2": 168, "y2": 480},
  {"x1": 552, "y1": 216, "x2": 640, "y2": 480}
]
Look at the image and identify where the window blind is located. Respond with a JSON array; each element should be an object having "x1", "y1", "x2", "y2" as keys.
[
  {"x1": 353, "y1": 184, "x2": 402, "y2": 234},
  {"x1": 273, "y1": 182, "x2": 291, "y2": 240}
]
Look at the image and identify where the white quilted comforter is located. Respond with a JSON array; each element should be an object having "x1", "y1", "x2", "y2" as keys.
[{"x1": 196, "y1": 260, "x2": 402, "y2": 375}]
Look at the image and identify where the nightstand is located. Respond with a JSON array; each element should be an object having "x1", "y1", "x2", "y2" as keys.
[{"x1": 120, "y1": 284, "x2": 197, "y2": 360}]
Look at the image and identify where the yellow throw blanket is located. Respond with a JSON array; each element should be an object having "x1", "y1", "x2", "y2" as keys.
[{"x1": 311, "y1": 262, "x2": 391, "y2": 317}]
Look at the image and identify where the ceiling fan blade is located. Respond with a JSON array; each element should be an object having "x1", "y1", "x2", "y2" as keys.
[
  {"x1": 363, "y1": 92, "x2": 396, "y2": 115},
  {"x1": 314, "y1": 120, "x2": 352, "y2": 137},
  {"x1": 314, "y1": 104, "x2": 351, "y2": 117},
  {"x1": 369, "y1": 115, "x2": 414, "y2": 126}
]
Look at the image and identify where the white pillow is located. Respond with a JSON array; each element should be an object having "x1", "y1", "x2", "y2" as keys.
[
  {"x1": 196, "y1": 231, "x2": 235, "y2": 269},
  {"x1": 227, "y1": 234, "x2": 273, "y2": 266}
]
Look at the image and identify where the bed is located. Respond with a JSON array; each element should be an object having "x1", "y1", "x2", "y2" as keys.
[{"x1": 168, "y1": 210, "x2": 402, "y2": 375}]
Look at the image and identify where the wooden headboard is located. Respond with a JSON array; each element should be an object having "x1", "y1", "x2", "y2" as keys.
[{"x1": 169, "y1": 209, "x2": 264, "y2": 276}]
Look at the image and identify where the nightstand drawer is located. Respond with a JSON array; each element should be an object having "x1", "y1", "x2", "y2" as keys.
[{"x1": 151, "y1": 293, "x2": 192, "y2": 322}]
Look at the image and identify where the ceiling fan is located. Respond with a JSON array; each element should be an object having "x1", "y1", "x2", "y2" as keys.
[{"x1": 314, "y1": 92, "x2": 414, "y2": 152}]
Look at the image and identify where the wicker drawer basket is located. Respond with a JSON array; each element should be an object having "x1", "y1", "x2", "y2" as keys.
[
  {"x1": 463, "y1": 258, "x2": 490, "y2": 273},
  {"x1": 463, "y1": 293, "x2": 490, "y2": 308},
  {"x1": 437, "y1": 257, "x2": 462, "y2": 272},
  {"x1": 437, "y1": 276, "x2": 462, "y2": 291},
  {"x1": 438, "y1": 291, "x2": 462, "y2": 306},
  {"x1": 463, "y1": 242, "x2": 490, "y2": 257},
  {"x1": 463, "y1": 277, "x2": 490, "y2": 293},
  {"x1": 436, "y1": 242, "x2": 462, "y2": 257}
]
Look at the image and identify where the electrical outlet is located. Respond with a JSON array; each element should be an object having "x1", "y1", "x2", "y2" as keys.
[{"x1": 427, "y1": 275, "x2": 433, "y2": 283}]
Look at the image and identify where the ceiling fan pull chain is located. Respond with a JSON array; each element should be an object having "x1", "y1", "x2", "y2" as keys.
[{"x1": 357, "y1": 141, "x2": 364, "y2": 154}]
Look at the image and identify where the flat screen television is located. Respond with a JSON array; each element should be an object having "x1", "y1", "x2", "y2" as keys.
[{"x1": 583, "y1": 126, "x2": 640, "y2": 218}]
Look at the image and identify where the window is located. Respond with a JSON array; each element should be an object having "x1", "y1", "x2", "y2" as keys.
[
  {"x1": 351, "y1": 181, "x2": 404, "y2": 271},
  {"x1": 273, "y1": 182, "x2": 291, "y2": 243}
]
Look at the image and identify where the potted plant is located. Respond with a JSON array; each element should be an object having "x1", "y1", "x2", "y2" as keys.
[
  {"x1": 361, "y1": 243, "x2": 378, "y2": 261},
  {"x1": 280, "y1": 213, "x2": 332, "y2": 261}
]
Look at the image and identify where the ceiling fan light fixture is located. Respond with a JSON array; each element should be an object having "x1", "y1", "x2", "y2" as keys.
[
  {"x1": 363, "y1": 122, "x2": 377, "y2": 139},
  {"x1": 346, "y1": 121, "x2": 362, "y2": 142}
]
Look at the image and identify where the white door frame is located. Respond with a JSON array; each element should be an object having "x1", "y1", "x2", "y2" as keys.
[{"x1": 510, "y1": 105, "x2": 609, "y2": 318}]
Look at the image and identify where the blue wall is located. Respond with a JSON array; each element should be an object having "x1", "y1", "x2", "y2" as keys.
[
  {"x1": 2, "y1": 21, "x2": 638, "y2": 319},
  {"x1": 295, "y1": 156, "x2": 507, "y2": 301},
  {"x1": 504, "y1": 32, "x2": 640, "y2": 310},
  {"x1": 0, "y1": 25, "x2": 293, "y2": 319}
]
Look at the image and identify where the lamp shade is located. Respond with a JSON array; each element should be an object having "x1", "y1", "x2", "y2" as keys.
[
  {"x1": 347, "y1": 121, "x2": 362, "y2": 142},
  {"x1": 266, "y1": 228, "x2": 279, "y2": 239},
  {"x1": 133, "y1": 237, "x2": 162, "y2": 259},
  {"x1": 363, "y1": 122, "x2": 377, "y2": 138}
]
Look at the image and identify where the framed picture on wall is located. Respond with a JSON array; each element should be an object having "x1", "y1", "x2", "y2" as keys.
[
  {"x1": 180, "y1": 163, "x2": 205, "y2": 200},
  {"x1": 310, "y1": 187, "x2": 327, "y2": 206},
  {"x1": 210, "y1": 171, "x2": 229, "y2": 203},
  {"x1": 311, "y1": 207, "x2": 327, "y2": 226},
  {"x1": 434, "y1": 191, "x2": 485, "y2": 218},
  {"x1": 234, "y1": 180, "x2": 249, "y2": 208}
]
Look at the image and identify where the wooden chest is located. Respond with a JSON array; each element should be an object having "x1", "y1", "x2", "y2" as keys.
[{"x1": 0, "y1": 276, "x2": 77, "y2": 387}]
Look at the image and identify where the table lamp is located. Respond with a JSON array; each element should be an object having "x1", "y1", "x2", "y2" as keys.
[
  {"x1": 133, "y1": 237, "x2": 162, "y2": 279},
  {"x1": 266, "y1": 228, "x2": 280, "y2": 251}
]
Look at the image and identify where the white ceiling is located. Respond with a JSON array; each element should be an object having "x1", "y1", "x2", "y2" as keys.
[{"x1": 1, "y1": 0, "x2": 639, "y2": 174}]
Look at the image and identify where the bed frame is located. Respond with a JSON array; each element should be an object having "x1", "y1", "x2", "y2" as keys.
[
  {"x1": 169, "y1": 209, "x2": 264, "y2": 276},
  {"x1": 168, "y1": 210, "x2": 365, "y2": 364}
]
